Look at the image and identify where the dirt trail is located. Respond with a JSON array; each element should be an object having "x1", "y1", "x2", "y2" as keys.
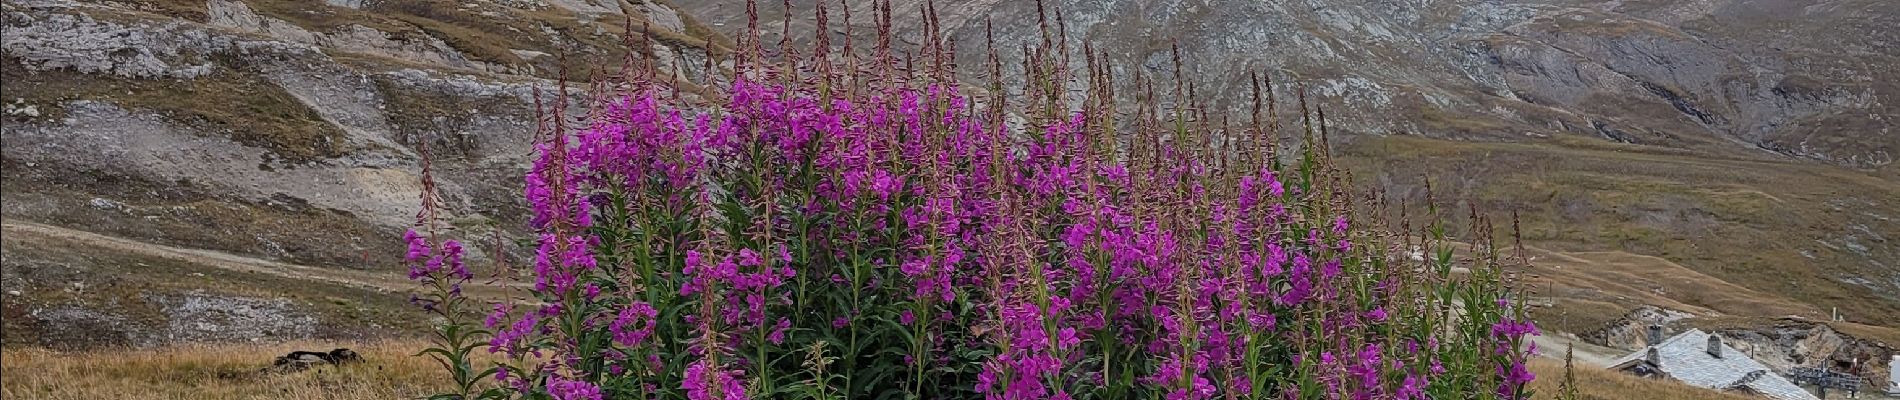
[
  {"x1": 1529, "y1": 334, "x2": 1627, "y2": 367},
  {"x1": 1, "y1": 221, "x2": 523, "y2": 301}
]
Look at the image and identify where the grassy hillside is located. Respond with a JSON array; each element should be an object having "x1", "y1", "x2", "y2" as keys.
[{"x1": 1340, "y1": 134, "x2": 1900, "y2": 326}]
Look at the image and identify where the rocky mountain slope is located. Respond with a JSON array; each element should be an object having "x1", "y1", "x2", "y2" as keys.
[
  {"x1": 1, "y1": 0, "x2": 722, "y2": 348},
  {"x1": 1, "y1": 0, "x2": 1894, "y2": 359},
  {"x1": 686, "y1": 0, "x2": 1900, "y2": 328},
  {"x1": 694, "y1": 0, "x2": 1897, "y2": 168}
]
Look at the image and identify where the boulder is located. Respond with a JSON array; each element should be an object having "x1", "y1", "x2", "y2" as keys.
[{"x1": 266, "y1": 348, "x2": 362, "y2": 373}]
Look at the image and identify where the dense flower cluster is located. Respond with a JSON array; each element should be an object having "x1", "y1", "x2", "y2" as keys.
[{"x1": 414, "y1": 3, "x2": 1536, "y2": 399}]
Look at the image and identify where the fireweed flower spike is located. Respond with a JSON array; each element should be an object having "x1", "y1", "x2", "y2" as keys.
[
  {"x1": 547, "y1": 377, "x2": 604, "y2": 400},
  {"x1": 411, "y1": 2, "x2": 1535, "y2": 399},
  {"x1": 405, "y1": 147, "x2": 497, "y2": 400}
]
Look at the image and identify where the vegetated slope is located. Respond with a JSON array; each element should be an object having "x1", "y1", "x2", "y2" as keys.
[
  {"x1": 684, "y1": 0, "x2": 1900, "y2": 326},
  {"x1": 1342, "y1": 135, "x2": 1900, "y2": 325},
  {"x1": 0, "y1": 0, "x2": 721, "y2": 347}
]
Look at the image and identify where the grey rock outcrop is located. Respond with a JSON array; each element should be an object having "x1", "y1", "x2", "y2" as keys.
[
  {"x1": 153, "y1": 291, "x2": 319, "y2": 342},
  {"x1": 1717, "y1": 320, "x2": 1896, "y2": 393},
  {"x1": 1, "y1": 0, "x2": 715, "y2": 349}
]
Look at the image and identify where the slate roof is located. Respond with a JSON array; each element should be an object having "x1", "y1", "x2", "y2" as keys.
[
  {"x1": 1888, "y1": 355, "x2": 1899, "y2": 394},
  {"x1": 1607, "y1": 329, "x2": 1819, "y2": 400}
]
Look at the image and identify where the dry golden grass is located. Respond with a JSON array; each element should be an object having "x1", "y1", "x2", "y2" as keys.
[
  {"x1": 0, "y1": 340, "x2": 1784, "y2": 400},
  {"x1": 0, "y1": 340, "x2": 478, "y2": 400},
  {"x1": 1526, "y1": 358, "x2": 1756, "y2": 400}
]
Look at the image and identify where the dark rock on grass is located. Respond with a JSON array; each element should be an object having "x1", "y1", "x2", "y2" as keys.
[{"x1": 266, "y1": 348, "x2": 363, "y2": 374}]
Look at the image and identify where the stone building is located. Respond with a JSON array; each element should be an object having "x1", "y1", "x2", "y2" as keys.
[{"x1": 1607, "y1": 328, "x2": 1818, "y2": 400}]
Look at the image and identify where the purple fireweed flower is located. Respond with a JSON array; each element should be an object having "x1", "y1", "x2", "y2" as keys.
[
  {"x1": 403, "y1": 230, "x2": 428, "y2": 261},
  {"x1": 532, "y1": 234, "x2": 596, "y2": 293},
  {"x1": 484, "y1": 303, "x2": 511, "y2": 329},
  {"x1": 546, "y1": 376, "x2": 603, "y2": 400},
  {"x1": 737, "y1": 248, "x2": 762, "y2": 267},
  {"x1": 405, "y1": 235, "x2": 469, "y2": 283},
  {"x1": 683, "y1": 360, "x2": 747, "y2": 400},
  {"x1": 1496, "y1": 362, "x2": 1535, "y2": 398},
  {"x1": 1489, "y1": 317, "x2": 1540, "y2": 340},
  {"x1": 441, "y1": 240, "x2": 468, "y2": 279},
  {"x1": 610, "y1": 302, "x2": 659, "y2": 347},
  {"x1": 1351, "y1": 343, "x2": 1384, "y2": 393},
  {"x1": 490, "y1": 313, "x2": 538, "y2": 356},
  {"x1": 679, "y1": 250, "x2": 736, "y2": 296},
  {"x1": 979, "y1": 299, "x2": 1066, "y2": 399},
  {"x1": 767, "y1": 318, "x2": 790, "y2": 344},
  {"x1": 1397, "y1": 374, "x2": 1425, "y2": 399}
]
